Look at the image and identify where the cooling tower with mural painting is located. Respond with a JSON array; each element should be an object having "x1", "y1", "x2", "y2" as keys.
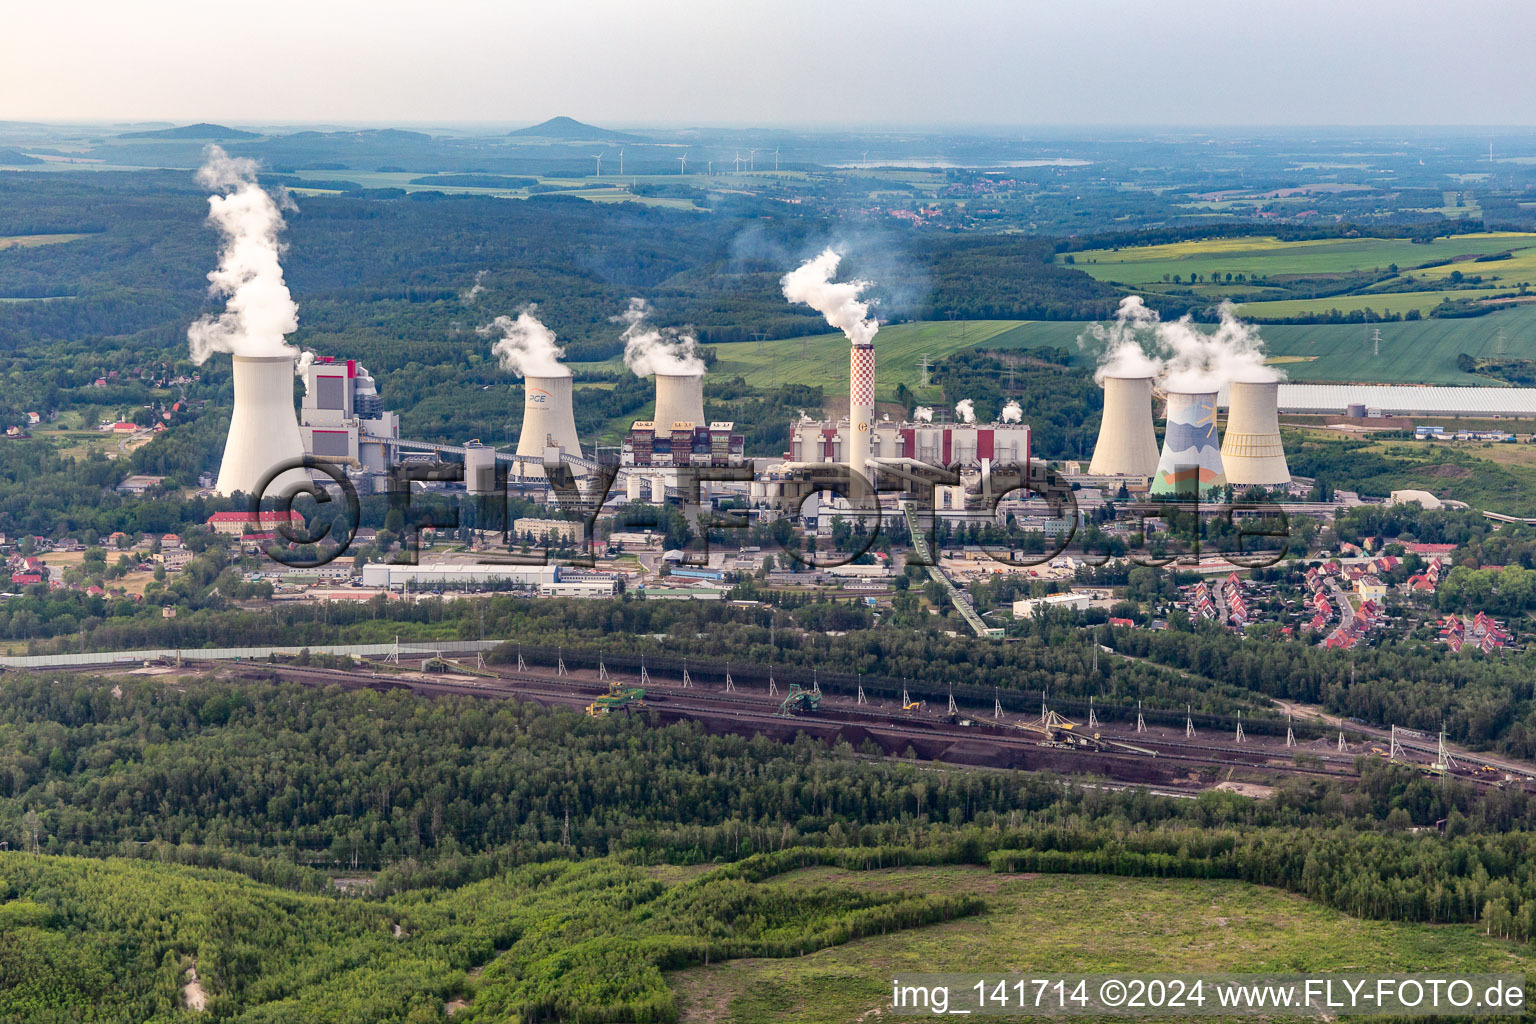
[{"x1": 1150, "y1": 391, "x2": 1227, "y2": 498}]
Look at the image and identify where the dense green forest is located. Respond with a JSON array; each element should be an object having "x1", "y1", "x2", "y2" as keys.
[
  {"x1": 0, "y1": 850, "x2": 978, "y2": 1023},
  {"x1": 9, "y1": 673, "x2": 1536, "y2": 1020}
]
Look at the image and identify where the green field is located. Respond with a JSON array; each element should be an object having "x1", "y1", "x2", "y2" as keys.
[
  {"x1": 1235, "y1": 288, "x2": 1521, "y2": 319},
  {"x1": 1062, "y1": 232, "x2": 1536, "y2": 285},
  {"x1": 574, "y1": 320, "x2": 1028, "y2": 400},
  {"x1": 0, "y1": 233, "x2": 88, "y2": 250},
  {"x1": 671, "y1": 866, "x2": 1536, "y2": 1023},
  {"x1": 672, "y1": 303, "x2": 1536, "y2": 395}
]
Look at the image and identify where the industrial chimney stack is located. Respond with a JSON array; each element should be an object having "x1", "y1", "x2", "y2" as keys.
[
  {"x1": 215, "y1": 354, "x2": 310, "y2": 497},
  {"x1": 1221, "y1": 380, "x2": 1290, "y2": 486},
  {"x1": 1088, "y1": 374, "x2": 1159, "y2": 478},
  {"x1": 1151, "y1": 391, "x2": 1227, "y2": 498},
  {"x1": 848, "y1": 341, "x2": 875, "y2": 483},
  {"x1": 516, "y1": 374, "x2": 584, "y2": 470}
]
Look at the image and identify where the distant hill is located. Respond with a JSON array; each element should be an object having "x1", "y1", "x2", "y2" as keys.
[
  {"x1": 508, "y1": 116, "x2": 645, "y2": 143},
  {"x1": 117, "y1": 123, "x2": 260, "y2": 140},
  {"x1": 0, "y1": 148, "x2": 42, "y2": 165}
]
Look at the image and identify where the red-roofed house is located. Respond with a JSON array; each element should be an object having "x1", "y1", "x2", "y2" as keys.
[{"x1": 207, "y1": 510, "x2": 304, "y2": 536}]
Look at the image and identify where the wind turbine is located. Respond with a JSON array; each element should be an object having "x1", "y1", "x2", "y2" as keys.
[
  {"x1": 748, "y1": 147, "x2": 757, "y2": 171},
  {"x1": 862, "y1": 150, "x2": 870, "y2": 168},
  {"x1": 618, "y1": 147, "x2": 624, "y2": 175},
  {"x1": 593, "y1": 153, "x2": 602, "y2": 178},
  {"x1": 774, "y1": 147, "x2": 780, "y2": 171},
  {"x1": 733, "y1": 151, "x2": 743, "y2": 172},
  {"x1": 678, "y1": 150, "x2": 688, "y2": 175},
  {"x1": 707, "y1": 160, "x2": 712, "y2": 175}
]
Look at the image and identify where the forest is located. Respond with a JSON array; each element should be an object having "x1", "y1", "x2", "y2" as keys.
[{"x1": 9, "y1": 672, "x2": 1536, "y2": 1020}]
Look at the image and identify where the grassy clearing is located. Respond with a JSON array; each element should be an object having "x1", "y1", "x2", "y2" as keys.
[
  {"x1": 670, "y1": 866, "x2": 1536, "y2": 1024},
  {"x1": 0, "y1": 233, "x2": 89, "y2": 250},
  {"x1": 1063, "y1": 232, "x2": 1536, "y2": 285}
]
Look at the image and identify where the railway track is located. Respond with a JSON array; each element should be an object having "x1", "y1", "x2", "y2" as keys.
[{"x1": 226, "y1": 660, "x2": 1373, "y2": 789}]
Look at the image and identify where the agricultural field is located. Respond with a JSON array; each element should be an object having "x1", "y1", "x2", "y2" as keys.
[
  {"x1": 577, "y1": 320, "x2": 1027, "y2": 400},
  {"x1": 1235, "y1": 288, "x2": 1520, "y2": 319},
  {"x1": 699, "y1": 302, "x2": 1536, "y2": 394},
  {"x1": 1062, "y1": 232, "x2": 1536, "y2": 287},
  {"x1": 670, "y1": 866, "x2": 1536, "y2": 1024}
]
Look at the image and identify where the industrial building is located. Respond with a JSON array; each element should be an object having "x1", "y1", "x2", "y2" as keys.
[
  {"x1": 622, "y1": 421, "x2": 744, "y2": 467},
  {"x1": 299, "y1": 356, "x2": 401, "y2": 475},
  {"x1": 786, "y1": 418, "x2": 1031, "y2": 470},
  {"x1": 1222, "y1": 384, "x2": 1536, "y2": 418},
  {"x1": 359, "y1": 562, "x2": 616, "y2": 597},
  {"x1": 1013, "y1": 592, "x2": 1092, "y2": 618}
]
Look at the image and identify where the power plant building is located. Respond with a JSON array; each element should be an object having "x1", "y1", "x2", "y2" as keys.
[
  {"x1": 786, "y1": 419, "x2": 1030, "y2": 469},
  {"x1": 623, "y1": 421, "x2": 744, "y2": 467},
  {"x1": 299, "y1": 356, "x2": 400, "y2": 473}
]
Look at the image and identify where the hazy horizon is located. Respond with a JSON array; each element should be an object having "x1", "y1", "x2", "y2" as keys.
[{"x1": 8, "y1": 0, "x2": 1536, "y2": 127}]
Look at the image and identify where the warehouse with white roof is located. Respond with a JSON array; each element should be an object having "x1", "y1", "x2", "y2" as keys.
[{"x1": 1218, "y1": 385, "x2": 1536, "y2": 418}]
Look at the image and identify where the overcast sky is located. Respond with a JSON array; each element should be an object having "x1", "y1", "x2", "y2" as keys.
[{"x1": 7, "y1": 0, "x2": 1536, "y2": 127}]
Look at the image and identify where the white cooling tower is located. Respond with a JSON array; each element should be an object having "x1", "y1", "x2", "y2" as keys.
[
  {"x1": 848, "y1": 343, "x2": 875, "y2": 483},
  {"x1": 1221, "y1": 380, "x2": 1291, "y2": 486},
  {"x1": 1088, "y1": 375, "x2": 1159, "y2": 478},
  {"x1": 516, "y1": 374, "x2": 583, "y2": 463},
  {"x1": 216, "y1": 354, "x2": 310, "y2": 498},
  {"x1": 652, "y1": 372, "x2": 705, "y2": 435}
]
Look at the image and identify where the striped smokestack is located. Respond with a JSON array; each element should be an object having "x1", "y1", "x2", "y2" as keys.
[{"x1": 849, "y1": 342, "x2": 874, "y2": 483}]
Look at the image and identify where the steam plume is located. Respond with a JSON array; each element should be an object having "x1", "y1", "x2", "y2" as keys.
[
  {"x1": 1082, "y1": 295, "x2": 1280, "y2": 393},
  {"x1": 461, "y1": 269, "x2": 488, "y2": 305},
  {"x1": 780, "y1": 248, "x2": 879, "y2": 347},
  {"x1": 616, "y1": 298, "x2": 705, "y2": 376},
  {"x1": 1158, "y1": 301, "x2": 1280, "y2": 393},
  {"x1": 479, "y1": 306, "x2": 569, "y2": 378},
  {"x1": 913, "y1": 406, "x2": 933, "y2": 423},
  {"x1": 954, "y1": 399, "x2": 976, "y2": 424},
  {"x1": 1082, "y1": 295, "x2": 1161, "y2": 384},
  {"x1": 1001, "y1": 399, "x2": 1022, "y2": 423},
  {"x1": 186, "y1": 146, "x2": 300, "y2": 366}
]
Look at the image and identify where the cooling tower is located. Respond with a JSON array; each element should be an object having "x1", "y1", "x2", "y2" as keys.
[
  {"x1": 1088, "y1": 375, "x2": 1159, "y2": 478},
  {"x1": 516, "y1": 374, "x2": 583, "y2": 463},
  {"x1": 849, "y1": 342, "x2": 874, "y2": 483},
  {"x1": 1151, "y1": 391, "x2": 1227, "y2": 498},
  {"x1": 216, "y1": 354, "x2": 310, "y2": 498},
  {"x1": 1221, "y1": 380, "x2": 1291, "y2": 487},
  {"x1": 652, "y1": 372, "x2": 705, "y2": 435}
]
